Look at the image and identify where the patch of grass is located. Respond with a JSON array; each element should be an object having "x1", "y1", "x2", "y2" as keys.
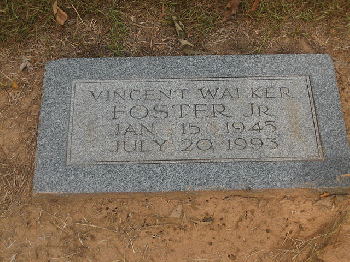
[
  {"x1": 106, "y1": 9, "x2": 128, "y2": 56},
  {"x1": 160, "y1": 1, "x2": 222, "y2": 42},
  {"x1": 0, "y1": 0, "x2": 53, "y2": 43},
  {"x1": 178, "y1": 8, "x2": 220, "y2": 39},
  {"x1": 250, "y1": 0, "x2": 350, "y2": 52},
  {"x1": 304, "y1": 211, "x2": 349, "y2": 262},
  {"x1": 294, "y1": 1, "x2": 345, "y2": 22},
  {"x1": 274, "y1": 211, "x2": 349, "y2": 262},
  {"x1": 253, "y1": 0, "x2": 350, "y2": 23},
  {"x1": 346, "y1": 14, "x2": 350, "y2": 30},
  {"x1": 253, "y1": 0, "x2": 292, "y2": 21},
  {"x1": 64, "y1": 0, "x2": 129, "y2": 56},
  {"x1": 66, "y1": 0, "x2": 102, "y2": 17},
  {"x1": 295, "y1": 9, "x2": 317, "y2": 22},
  {"x1": 255, "y1": 26, "x2": 276, "y2": 54},
  {"x1": 0, "y1": 0, "x2": 129, "y2": 56}
]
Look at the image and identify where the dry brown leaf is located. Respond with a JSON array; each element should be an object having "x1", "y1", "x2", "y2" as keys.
[
  {"x1": 223, "y1": 0, "x2": 241, "y2": 21},
  {"x1": 251, "y1": 0, "x2": 261, "y2": 12},
  {"x1": 320, "y1": 192, "x2": 331, "y2": 198},
  {"x1": 12, "y1": 81, "x2": 19, "y2": 89},
  {"x1": 56, "y1": 8, "x2": 68, "y2": 25},
  {"x1": 52, "y1": 0, "x2": 58, "y2": 14},
  {"x1": 172, "y1": 16, "x2": 185, "y2": 40},
  {"x1": 19, "y1": 58, "x2": 32, "y2": 71},
  {"x1": 182, "y1": 45, "x2": 200, "y2": 56},
  {"x1": 159, "y1": 3, "x2": 166, "y2": 20},
  {"x1": 178, "y1": 39, "x2": 194, "y2": 48},
  {"x1": 171, "y1": 16, "x2": 200, "y2": 55},
  {"x1": 52, "y1": 0, "x2": 68, "y2": 25}
]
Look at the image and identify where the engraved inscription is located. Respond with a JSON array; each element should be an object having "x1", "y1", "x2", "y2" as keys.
[{"x1": 67, "y1": 77, "x2": 324, "y2": 164}]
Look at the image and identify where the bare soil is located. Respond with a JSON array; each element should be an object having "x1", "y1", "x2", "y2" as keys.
[{"x1": 0, "y1": 0, "x2": 350, "y2": 261}]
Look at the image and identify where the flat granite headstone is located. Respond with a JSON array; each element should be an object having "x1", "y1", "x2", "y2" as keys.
[{"x1": 34, "y1": 54, "x2": 350, "y2": 193}]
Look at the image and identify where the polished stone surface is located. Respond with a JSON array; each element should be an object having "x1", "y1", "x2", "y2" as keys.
[
  {"x1": 68, "y1": 76, "x2": 322, "y2": 164},
  {"x1": 34, "y1": 55, "x2": 350, "y2": 193}
]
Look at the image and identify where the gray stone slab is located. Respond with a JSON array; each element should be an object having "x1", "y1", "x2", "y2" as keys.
[{"x1": 34, "y1": 54, "x2": 350, "y2": 193}]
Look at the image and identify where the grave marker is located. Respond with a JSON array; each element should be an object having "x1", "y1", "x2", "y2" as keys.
[{"x1": 34, "y1": 55, "x2": 350, "y2": 193}]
